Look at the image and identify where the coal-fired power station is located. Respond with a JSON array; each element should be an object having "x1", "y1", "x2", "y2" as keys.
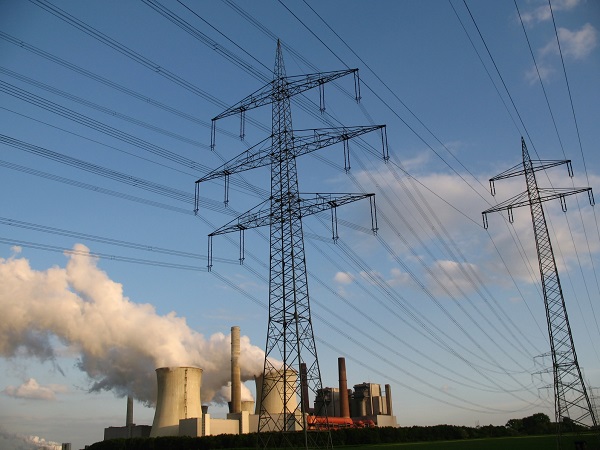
[{"x1": 104, "y1": 326, "x2": 397, "y2": 440}]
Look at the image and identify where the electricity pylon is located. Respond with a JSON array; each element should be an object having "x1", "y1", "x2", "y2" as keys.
[
  {"x1": 482, "y1": 137, "x2": 597, "y2": 440},
  {"x1": 195, "y1": 42, "x2": 386, "y2": 448}
]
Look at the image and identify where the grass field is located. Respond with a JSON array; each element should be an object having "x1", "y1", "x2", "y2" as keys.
[{"x1": 341, "y1": 434, "x2": 600, "y2": 450}]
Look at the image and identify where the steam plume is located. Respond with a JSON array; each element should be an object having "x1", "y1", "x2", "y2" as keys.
[{"x1": 0, "y1": 244, "x2": 264, "y2": 404}]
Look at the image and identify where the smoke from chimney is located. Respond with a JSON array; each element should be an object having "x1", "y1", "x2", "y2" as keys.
[{"x1": 0, "y1": 245, "x2": 265, "y2": 405}]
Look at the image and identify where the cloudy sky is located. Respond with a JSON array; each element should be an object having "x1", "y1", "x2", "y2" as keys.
[{"x1": 0, "y1": 0, "x2": 599, "y2": 448}]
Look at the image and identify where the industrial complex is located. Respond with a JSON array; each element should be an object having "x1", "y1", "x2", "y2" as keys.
[{"x1": 104, "y1": 326, "x2": 398, "y2": 440}]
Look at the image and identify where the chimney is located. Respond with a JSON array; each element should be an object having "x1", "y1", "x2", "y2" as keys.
[
  {"x1": 385, "y1": 384, "x2": 393, "y2": 416},
  {"x1": 126, "y1": 395, "x2": 134, "y2": 427},
  {"x1": 231, "y1": 326, "x2": 242, "y2": 414},
  {"x1": 299, "y1": 362, "x2": 310, "y2": 414},
  {"x1": 338, "y1": 357, "x2": 350, "y2": 418},
  {"x1": 150, "y1": 367, "x2": 203, "y2": 437}
]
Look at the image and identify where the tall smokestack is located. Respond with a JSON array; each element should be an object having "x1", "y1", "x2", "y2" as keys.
[
  {"x1": 300, "y1": 362, "x2": 310, "y2": 414},
  {"x1": 126, "y1": 395, "x2": 133, "y2": 427},
  {"x1": 338, "y1": 357, "x2": 350, "y2": 418},
  {"x1": 385, "y1": 384, "x2": 393, "y2": 416},
  {"x1": 231, "y1": 326, "x2": 241, "y2": 414},
  {"x1": 150, "y1": 367, "x2": 203, "y2": 437}
]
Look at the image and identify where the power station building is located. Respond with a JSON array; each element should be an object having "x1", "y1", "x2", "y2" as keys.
[{"x1": 104, "y1": 326, "x2": 397, "y2": 440}]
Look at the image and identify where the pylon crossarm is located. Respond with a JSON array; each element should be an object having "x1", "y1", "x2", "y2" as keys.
[
  {"x1": 212, "y1": 69, "x2": 357, "y2": 122},
  {"x1": 196, "y1": 125, "x2": 385, "y2": 183},
  {"x1": 298, "y1": 193, "x2": 374, "y2": 218},
  {"x1": 490, "y1": 160, "x2": 571, "y2": 182},
  {"x1": 209, "y1": 193, "x2": 374, "y2": 237},
  {"x1": 209, "y1": 198, "x2": 270, "y2": 236},
  {"x1": 482, "y1": 191, "x2": 530, "y2": 217},
  {"x1": 483, "y1": 188, "x2": 592, "y2": 215},
  {"x1": 482, "y1": 187, "x2": 592, "y2": 229}
]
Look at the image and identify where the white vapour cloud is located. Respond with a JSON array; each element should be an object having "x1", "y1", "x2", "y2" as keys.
[
  {"x1": 557, "y1": 23, "x2": 597, "y2": 59},
  {"x1": 352, "y1": 162, "x2": 599, "y2": 293},
  {"x1": 0, "y1": 429, "x2": 61, "y2": 450},
  {"x1": 334, "y1": 271, "x2": 354, "y2": 284},
  {"x1": 214, "y1": 381, "x2": 255, "y2": 404},
  {"x1": 2, "y1": 378, "x2": 67, "y2": 401},
  {"x1": 519, "y1": 0, "x2": 580, "y2": 25},
  {"x1": 425, "y1": 260, "x2": 485, "y2": 298},
  {"x1": 541, "y1": 23, "x2": 598, "y2": 60},
  {"x1": 525, "y1": 62, "x2": 555, "y2": 85},
  {"x1": 0, "y1": 244, "x2": 265, "y2": 405}
]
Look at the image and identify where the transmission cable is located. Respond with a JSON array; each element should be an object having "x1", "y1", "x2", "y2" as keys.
[
  {"x1": 27, "y1": 0, "x2": 271, "y2": 135},
  {"x1": 235, "y1": 0, "x2": 545, "y2": 355},
  {"x1": 0, "y1": 80, "x2": 268, "y2": 197},
  {"x1": 0, "y1": 66, "x2": 210, "y2": 150},
  {"x1": 547, "y1": 0, "x2": 600, "y2": 338},
  {"x1": 0, "y1": 30, "x2": 241, "y2": 141},
  {"x1": 0, "y1": 236, "x2": 209, "y2": 272}
]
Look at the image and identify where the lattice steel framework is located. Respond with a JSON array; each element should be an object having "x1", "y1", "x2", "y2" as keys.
[
  {"x1": 195, "y1": 42, "x2": 386, "y2": 449},
  {"x1": 483, "y1": 138, "x2": 597, "y2": 439}
]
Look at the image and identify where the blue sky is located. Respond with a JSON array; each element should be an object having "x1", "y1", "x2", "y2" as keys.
[{"x1": 0, "y1": 0, "x2": 599, "y2": 448}]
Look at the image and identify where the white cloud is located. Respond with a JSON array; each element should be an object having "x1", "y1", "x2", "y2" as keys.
[
  {"x1": 540, "y1": 24, "x2": 598, "y2": 60},
  {"x1": 556, "y1": 23, "x2": 598, "y2": 59},
  {"x1": 519, "y1": 2, "x2": 595, "y2": 83},
  {"x1": 334, "y1": 271, "x2": 354, "y2": 284},
  {"x1": 388, "y1": 268, "x2": 412, "y2": 287},
  {"x1": 520, "y1": 5, "x2": 551, "y2": 25},
  {"x1": 519, "y1": 0, "x2": 580, "y2": 25},
  {"x1": 527, "y1": 22, "x2": 596, "y2": 84},
  {"x1": 353, "y1": 161, "x2": 599, "y2": 294},
  {"x1": 398, "y1": 152, "x2": 431, "y2": 172},
  {"x1": 425, "y1": 259, "x2": 483, "y2": 298},
  {"x1": 358, "y1": 269, "x2": 384, "y2": 285},
  {"x1": 524, "y1": 62, "x2": 555, "y2": 85},
  {"x1": 2, "y1": 378, "x2": 67, "y2": 401},
  {"x1": 350, "y1": 268, "x2": 411, "y2": 288}
]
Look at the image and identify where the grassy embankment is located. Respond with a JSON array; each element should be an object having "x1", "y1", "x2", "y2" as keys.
[{"x1": 342, "y1": 433, "x2": 598, "y2": 450}]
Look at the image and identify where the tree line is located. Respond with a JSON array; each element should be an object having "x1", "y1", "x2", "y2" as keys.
[{"x1": 89, "y1": 412, "x2": 589, "y2": 450}]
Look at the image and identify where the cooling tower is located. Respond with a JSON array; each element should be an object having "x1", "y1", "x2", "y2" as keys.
[
  {"x1": 255, "y1": 368, "x2": 298, "y2": 415},
  {"x1": 150, "y1": 366, "x2": 203, "y2": 437},
  {"x1": 241, "y1": 400, "x2": 255, "y2": 413},
  {"x1": 231, "y1": 326, "x2": 242, "y2": 414}
]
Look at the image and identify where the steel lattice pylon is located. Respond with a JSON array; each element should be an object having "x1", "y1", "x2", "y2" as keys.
[
  {"x1": 483, "y1": 138, "x2": 597, "y2": 443},
  {"x1": 195, "y1": 42, "x2": 386, "y2": 449}
]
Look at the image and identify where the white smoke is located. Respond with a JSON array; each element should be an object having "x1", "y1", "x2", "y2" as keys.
[
  {"x1": 0, "y1": 244, "x2": 265, "y2": 405},
  {"x1": 0, "y1": 428, "x2": 61, "y2": 450},
  {"x1": 214, "y1": 381, "x2": 255, "y2": 405}
]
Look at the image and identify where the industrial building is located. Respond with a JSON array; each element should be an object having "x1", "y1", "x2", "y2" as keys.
[{"x1": 104, "y1": 326, "x2": 398, "y2": 440}]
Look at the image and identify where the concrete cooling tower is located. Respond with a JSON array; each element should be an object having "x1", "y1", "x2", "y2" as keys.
[
  {"x1": 254, "y1": 368, "x2": 298, "y2": 415},
  {"x1": 150, "y1": 367, "x2": 203, "y2": 437}
]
